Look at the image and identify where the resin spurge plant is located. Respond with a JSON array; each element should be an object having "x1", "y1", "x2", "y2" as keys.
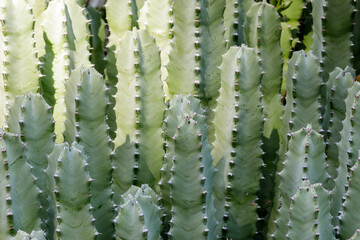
[{"x1": 2, "y1": 0, "x2": 360, "y2": 239}]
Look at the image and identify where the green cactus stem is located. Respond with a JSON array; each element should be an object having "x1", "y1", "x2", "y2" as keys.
[
  {"x1": 0, "y1": 137, "x2": 10, "y2": 239},
  {"x1": 3, "y1": 132, "x2": 41, "y2": 234},
  {"x1": 54, "y1": 144, "x2": 96, "y2": 240},
  {"x1": 76, "y1": 68, "x2": 113, "y2": 239},
  {"x1": 273, "y1": 126, "x2": 328, "y2": 239},
  {"x1": 115, "y1": 185, "x2": 162, "y2": 240},
  {"x1": 223, "y1": 0, "x2": 254, "y2": 48},
  {"x1": 113, "y1": 29, "x2": 165, "y2": 190}
]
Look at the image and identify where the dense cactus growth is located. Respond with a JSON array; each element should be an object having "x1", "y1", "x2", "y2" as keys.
[{"x1": 2, "y1": 0, "x2": 360, "y2": 239}]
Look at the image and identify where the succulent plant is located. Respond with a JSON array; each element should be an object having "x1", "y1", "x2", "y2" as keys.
[{"x1": 1, "y1": 0, "x2": 360, "y2": 239}]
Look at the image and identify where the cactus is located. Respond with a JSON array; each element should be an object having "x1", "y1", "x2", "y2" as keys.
[
  {"x1": 244, "y1": 2, "x2": 283, "y2": 138},
  {"x1": 54, "y1": 144, "x2": 96, "y2": 240},
  {"x1": 87, "y1": 6, "x2": 106, "y2": 76},
  {"x1": 323, "y1": 68, "x2": 355, "y2": 189},
  {"x1": 331, "y1": 82, "x2": 360, "y2": 228},
  {"x1": 322, "y1": 0, "x2": 353, "y2": 80},
  {"x1": 114, "y1": 185, "x2": 162, "y2": 240},
  {"x1": 2, "y1": 0, "x2": 40, "y2": 106},
  {"x1": 41, "y1": 0, "x2": 91, "y2": 143},
  {"x1": 288, "y1": 182, "x2": 334, "y2": 240},
  {"x1": 11, "y1": 230, "x2": 46, "y2": 240},
  {"x1": 16, "y1": 94, "x2": 54, "y2": 237},
  {"x1": 112, "y1": 29, "x2": 165, "y2": 191},
  {"x1": 2, "y1": 0, "x2": 360, "y2": 239},
  {"x1": 273, "y1": 126, "x2": 328, "y2": 239},
  {"x1": 105, "y1": 0, "x2": 145, "y2": 140},
  {"x1": 164, "y1": 95, "x2": 216, "y2": 239},
  {"x1": 339, "y1": 158, "x2": 360, "y2": 239},
  {"x1": 212, "y1": 45, "x2": 263, "y2": 239},
  {"x1": 75, "y1": 68, "x2": 113, "y2": 239},
  {"x1": 0, "y1": 137, "x2": 10, "y2": 239},
  {"x1": 138, "y1": 0, "x2": 172, "y2": 96},
  {"x1": 2, "y1": 132, "x2": 40, "y2": 234},
  {"x1": 223, "y1": 0, "x2": 254, "y2": 48}
]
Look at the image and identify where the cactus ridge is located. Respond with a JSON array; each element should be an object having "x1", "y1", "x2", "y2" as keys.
[
  {"x1": 274, "y1": 126, "x2": 327, "y2": 239},
  {"x1": 2, "y1": 0, "x2": 39, "y2": 106},
  {"x1": 324, "y1": 68, "x2": 354, "y2": 190},
  {"x1": 75, "y1": 68, "x2": 114, "y2": 239},
  {"x1": 339, "y1": 158, "x2": 360, "y2": 239},
  {"x1": 224, "y1": 0, "x2": 254, "y2": 48},
  {"x1": 54, "y1": 144, "x2": 96, "y2": 240},
  {"x1": 3, "y1": 132, "x2": 41, "y2": 234},
  {"x1": 115, "y1": 185, "x2": 162, "y2": 240}
]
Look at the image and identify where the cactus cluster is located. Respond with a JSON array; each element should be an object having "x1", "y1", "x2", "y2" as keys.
[{"x1": 2, "y1": 0, "x2": 360, "y2": 239}]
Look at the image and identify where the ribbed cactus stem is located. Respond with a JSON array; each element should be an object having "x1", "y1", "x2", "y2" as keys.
[
  {"x1": 212, "y1": 45, "x2": 263, "y2": 239},
  {"x1": 105, "y1": 0, "x2": 144, "y2": 140},
  {"x1": 339, "y1": 157, "x2": 360, "y2": 239},
  {"x1": 41, "y1": 0, "x2": 71, "y2": 143},
  {"x1": 54, "y1": 144, "x2": 96, "y2": 240},
  {"x1": 113, "y1": 29, "x2": 165, "y2": 192},
  {"x1": 0, "y1": 136, "x2": 10, "y2": 238},
  {"x1": 331, "y1": 82, "x2": 360, "y2": 228},
  {"x1": 0, "y1": 11, "x2": 7, "y2": 129},
  {"x1": 19, "y1": 93, "x2": 55, "y2": 238},
  {"x1": 3, "y1": 132, "x2": 41, "y2": 233},
  {"x1": 322, "y1": 0, "x2": 353, "y2": 80},
  {"x1": 167, "y1": 0, "x2": 200, "y2": 96},
  {"x1": 323, "y1": 68, "x2": 354, "y2": 190},
  {"x1": 3, "y1": 0, "x2": 39, "y2": 106},
  {"x1": 244, "y1": 2, "x2": 283, "y2": 138},
  {"x1": 288, "y1": 182, "x2": 318, "y2": 239},
  {"x1": 223, "y1": 0, "x2": 254, "y2": 48},
  {"x1": 76, "y1": 68, "x2": 114, "y2": 239},
  {"x1": 273, "y1": 126, "x2": 327, "y2": 239},
  {"x1": 114, "y1": 185, "x2": 162, "y2": 240},
  {"x1": 138, "y1": 0, "x2": 172, "y2": 98}
]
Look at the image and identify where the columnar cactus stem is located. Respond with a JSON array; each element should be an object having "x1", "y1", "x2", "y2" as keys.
[
  {"x1": 323, "y1": 68, "x2": 354, "y2": 189},
  {"x1": 331, "y1": 82, "x2": 360, "y2": 228},
  {"x1": 19, "y1": 93, "x2": 55, "y2": 237},
  {"x1": 353, "y1": 0, "x2": 360, "y2": 74},
  {"x1": 288, "y1": 183, "x2": 318, "y2": 239},
  {"x1": 273, "y1": 126, "x2": 328, "y2": 239},
  {"x1": 322, "y1": 0, "x2": 353, "y2": 80},
  {"x1": 211, "y1": 45, "x2": 263, "y2": 239},
  {"x1": 3, "y1": 0, "x2": 39, "y2": 106},
  {"x1": 311, "y1": 0, "x2": 325, "y2": 60},
  {"x1": 287, "y1": 182, "x2": 334, "y2": 239},
  {"x1": 0, "y1": 8, "x2": 7, "y2": 129},
  {"x1": 138, "y1": 0, "x2": 172, "y2": 98},
  {"x1": 339, "y1": 159, "x2": 360, "y2": 239},
  {"x1": 54, "y1": 144, "x2": 96, "y2": 240},
  {"x1": 223, "y1": 0, "x2": 254, "y2": 48},
  {"x1": 282, "y1": 50, "x2": 322, "y2": 134},
  {"x1": 0, "y1": 137, "x2": 10, "y2": 239},
  {"x1": 167, "y1": 0, "x2": 226, "y2": 144},
  {"x1": 41, "y1": 0, "x2": 71, "y2": 143},
  {"x1": 87, "y1": 7, "x2": 106, "y2": 75},
  {"x1": 165, "y1": 95, "x2": 216, "y2": 239},
  {"x1": 105, "y1": 0, "x2": 144, "y2": 140},
  {"x1": 113, "y1": 29, "x2": 165, "y2": 191},
  {"x1": 244, "y1": 2, "x2": 283, "y2": 138},
  {"x1": 115, "y1": 185, "x2": 162, "y2": 240},
  {"x1": 3, "y1": 132, "x2": 41, "y2": 233},
  {"x1": 167, "y1": 0, "x2": 200, "y2": 96},
  {"x1": 76, "y1": 68, "x2": 114, "y2": 239}
]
